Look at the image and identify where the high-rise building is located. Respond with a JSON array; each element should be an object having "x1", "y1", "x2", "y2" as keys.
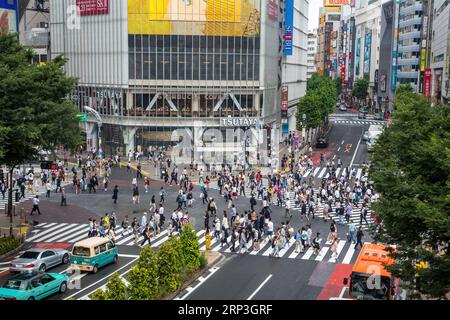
[
  {"x1": 430, "y1": 0, "x2": 449, "y2": 104},
  {"x1": 49, "y1": 0, "x2": 308, "y2": 164},
  {"x1": 316, "y1": 1, "x2": 346, "y2": 78},
  {"x1": 353, "y1": 0, "x2": 388, "y2": 108},
  {"x1": 307, "y1": 29, "x2": 318, "y2": 78},
  {"x1": 393, "y1": 0, "x2": 425, "y2": 93}
]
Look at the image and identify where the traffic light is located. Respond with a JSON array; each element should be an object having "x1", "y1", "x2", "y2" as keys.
[{"x1": 40, "y1": 161, "x2": 56, "y2": 170}]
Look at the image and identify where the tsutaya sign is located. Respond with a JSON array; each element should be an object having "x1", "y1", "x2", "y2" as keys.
[{"x1": 220, "y1": 118, "x2": 259, "y2": 127}]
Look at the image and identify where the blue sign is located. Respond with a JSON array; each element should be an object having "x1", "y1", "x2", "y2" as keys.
[
  {"x1": 282, "y1": 123, "x2": 289, "y2": 134},
  {"x1": 284, "y1": 0, "x2": 294, "y2": 56},
  {"x1": 0, "y1": 0, "x2": 18, "y2": 33}
]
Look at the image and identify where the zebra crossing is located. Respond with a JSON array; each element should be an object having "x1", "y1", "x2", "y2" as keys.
[
  {"x1": 0, "y1": 181, "x2": 71, "y2": 211},
  {"x1": 25, "y1": 223, "x2": 363, "y2": 264},
  {"x1": 330, "y1": 120, "x2": 386, "y2": 126},
  {"x1": 206, "y1": 167, "x2": 373, "y2": 230}
]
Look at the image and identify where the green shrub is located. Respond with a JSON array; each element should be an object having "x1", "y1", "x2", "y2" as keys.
[
  {"x1": 180, "y1": 224, "x2": 201, "y2": 274},
  {"x1": 127, "y1": 246, "x2": 159, "y2": 300},
  {"x1": 199, "y1": 252, "x2": 208, "y2": 269},
  {"x1": 157, "y1": 237, "x2": 183, "y2": 293},
  {"x1": 0, "y1": 235, "x2": 22, "y2": 256}
]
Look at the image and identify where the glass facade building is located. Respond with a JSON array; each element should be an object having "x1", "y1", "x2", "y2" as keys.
[{"x1": 50, "y1": 0, "x2": 307, "y2": 163}]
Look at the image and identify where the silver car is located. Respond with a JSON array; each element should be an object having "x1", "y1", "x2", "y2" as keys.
[{"x1": 9, "y1": 248, "x2": 70, "y2": 274}]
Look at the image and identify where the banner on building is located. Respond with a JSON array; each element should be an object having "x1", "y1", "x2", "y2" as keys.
[
  {"x1": 76, "y1": 0, "x2": 109, "y2": 16},
  {"x1": 355, "y1": 36, "x2": 361, "y2": 76},
  {"x1": 0, "y1": 0, "x2": 18, "y2": 33},
  {"x1": 420, "y1": 48, "x2": 426, "y2": 72},
  {"x1": 128, "y1": 0, "x2": 261, "y2": 36},
  {"x1": 281, "y1": 86, "x2": 289, "y2": 134},
  {"x1": 284, "y1": 0, "x2": 294, "y2": 56},
  {"x1": 268, "y1": 0, "x2": 278, "y2": 21},
  {"x1": 363, "y1": 31, "x2": 372, "y2": 75},
  {"x1": 424, "y1": 69, "x2": 431, "y2": 97}
]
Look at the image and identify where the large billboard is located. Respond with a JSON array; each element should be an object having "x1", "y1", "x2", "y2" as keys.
[
  {"x1": 128, "y1": 0, "x2": 261, "y2": 36},
  {"x1": 0, "y1": 0, "x2": 18, "y2": 34},
  {"x1": 363, "y1": 31, "x2": 372, "y2": 75},
  {"x1": 355, "y1": 35, "x2": 361, "y2": 76}
]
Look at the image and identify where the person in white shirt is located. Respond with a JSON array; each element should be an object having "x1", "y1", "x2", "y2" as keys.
[{"x1": 30, "y1": 196, "x2": 41, "y2": 215}]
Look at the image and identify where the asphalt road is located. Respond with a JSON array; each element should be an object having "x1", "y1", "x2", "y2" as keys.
[{"x1": 0, "y1": 112, "x2": 381, "y2": 300}]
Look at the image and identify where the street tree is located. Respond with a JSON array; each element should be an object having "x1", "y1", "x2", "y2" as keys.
[
  {"x1": 352, "y1": 78, "x2": 369, "y2": 101},
  {"x1": 180, "y1": 224, "x2": 201, "y2": 274},
  {"x1": 91, "y1": 273, "x2": 128, "y2": 300},
  {"x1": 335, "y1": 77, "x2": 343, "y2": 96},
  {"x1": 0, "y1": 33, "x2": 82, "y2": 228},
  {"x1": 127, "y1": 246, "x2": 160, "y2": 299},
  {"x1": 158, "y1": 236, "x2": 183, "y2": 293},
  {"x1": 370, "y1": 90, "x2": 450, "y2": 298}
]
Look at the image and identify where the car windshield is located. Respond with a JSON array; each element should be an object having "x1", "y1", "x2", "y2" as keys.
[
  {"x1": 350, "y1": 274, "x2": 391, "y2": 300},
  {"x1": 3, "y1": 280, "x2": 26, "y2": 291},
  {"x1": 19, "y1": 251, "x2": 40, "y2": 259},
  {"x1": 72, "y1": 246, "x2": 91, "y2": 257}
]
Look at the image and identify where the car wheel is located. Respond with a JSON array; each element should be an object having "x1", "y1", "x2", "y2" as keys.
[
  {"x1": 28, "y1": 296, "x2": 35, "y2": 300},
  {"x1": 113, "y1": 255, "x2": 118, "y2": 264},
  {"x1": 39, "y1": 264, "x2": 46, "y2": 272},
  {"x1": 62, "y1": 253, "x2": 69, "y2": 265},
  {"x1": 59, "y1": 281, "x2": 67, "y2": 293},
  {"x1": 92, "y1": 264, "x2": 98, "y2": 274}
]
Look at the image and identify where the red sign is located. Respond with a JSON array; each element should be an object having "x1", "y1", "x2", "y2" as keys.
[
  {"x1": 424, "y1": 69, "x2": 431, "y2": 97},
  {"x1": 76, "y1": 0, "x2": 109, "y2": 16},
  {"x1": 341, "y1": 64, "x2": 345, "y2": 78}
]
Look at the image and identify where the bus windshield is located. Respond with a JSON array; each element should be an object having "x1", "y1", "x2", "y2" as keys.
[{"x1": 350, "y1": 274, "x2": 391, "y2": 300}]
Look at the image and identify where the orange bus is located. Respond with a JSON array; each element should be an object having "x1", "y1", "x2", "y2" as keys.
[{"x1": 343, "y1": 243, "x2": 397, "y2": 300}]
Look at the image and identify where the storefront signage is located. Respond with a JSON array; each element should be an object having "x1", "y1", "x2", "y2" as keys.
[
  {"x1": 220, "y1": 118, "x2": 259, "y2": 127},
  {"x1": 284, "y1": 0, "x2": 294, "y2": 56},
  {"x1": 76, "y1": 0, "x2": 109, "y2": 16},
  {"x1": 424, "y1": 69, "x2": 431, "y2": 97}
]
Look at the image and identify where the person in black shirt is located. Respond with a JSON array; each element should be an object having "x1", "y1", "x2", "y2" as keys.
[{"x1": 355, "y1": 227, "x2": 364, "y2": 250}]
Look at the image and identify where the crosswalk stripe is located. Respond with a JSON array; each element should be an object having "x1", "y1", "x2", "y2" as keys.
[
  {"x1": 317, "y1": 168, "x2": 327, "y2": 179},
  {"x1": 35, "y1": 223, "x2": 81, "y2": 242},
  {"x1": 44, "y1": 224, "x2": 86, "y2": 242},
  {"x1": 116, "y1": 233, "x2": 136, "y2": 245},
  {"x1": 303, "y1": 169, "x2": 312, "y2": 178},
  {"x1": 355, "y1": 169, "x2": 362, "y2": 180},
  {"x1": 262, "y1": 243, "x2": 274, "y2": 256},
  {"x1": 315, "y1": 246, "x2": 330, "y2": 261},
  {"x1": 288, "y1": 243, "x2": 303, "y2": 259},
  {"x1": 64, "y1": 228, "x2": 90, "y2": 243},
  {"x1": 312, "y1": 167, "x2": 320, "y2": 177},
  {"x1": 26, "y1": 224, "x2": 68, "y2": 242},
  {"x1": 40, "y1": 222, "x2": 57, "y2": 229},
  {"x1": 328, "y1": 240, "x2": 347, "y2": 262},
  {"x1": 301, "y1": 247, "x2": 315, "y2": 260},
  {"x1": 250, "y1": 238, "x2": 269, "y2": 255},
  {"x1": 342, "y1": 243, "x2": 356, "y2": 264},
  {"x1": 278, "y1": 239, "x2": 294, "y2": 257},
  {"x1": 335, "y1": 168, "x2": 341, "y2": 178}
]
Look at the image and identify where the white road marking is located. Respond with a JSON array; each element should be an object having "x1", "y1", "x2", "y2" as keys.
[
  {"x1": 301, "y1": 247, "x2": 315, "y2": 260},
  {"x1": 26, "y1": 224, "x2": 68, "y2": 242},
  {"x1": 350, "y1": 138, "x2": 362, "y2": 168},
  {"x1": 45, "y1": 224, "x2": 87, "y2": 242},
  {"x1": 315, "y1": 246, "x2": 330, "y2": 261},
  {"x1": 328, "y1": 240, "x2": 347, "y2": 262},
  {"x1": 64, "y1": 257, "x2": 139, "y2": 300},
  {"x1": 175, "y1": 267, "x2": 220, "y2": 300},
  {"x1": 342, "y1": 244, "x2": 356, "y2": 264},
  {"x1": 247, "y1": 274, "x2": 273, "y2": 300}
]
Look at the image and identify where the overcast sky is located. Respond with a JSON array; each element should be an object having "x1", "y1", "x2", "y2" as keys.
[{"x1": 308, "y1": 1, "x2": 322, "y2": 31}]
